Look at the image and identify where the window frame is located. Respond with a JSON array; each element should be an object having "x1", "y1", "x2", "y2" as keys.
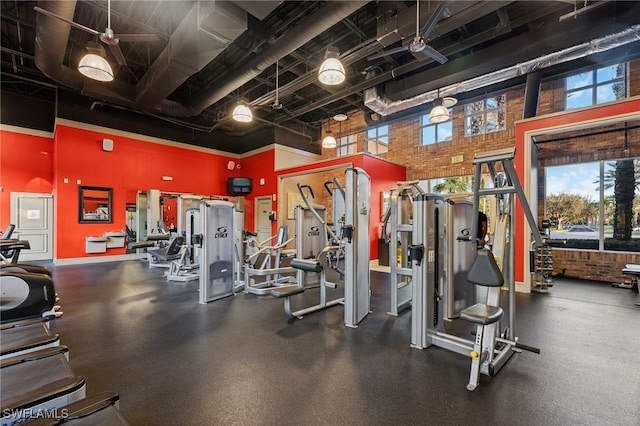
[
  {"x1": 464, "y1": 94, "x2": 506, "y2": 137},
  {"x1": 365, "y1": 124, "x2": 389, "y2": 155},
  {"x1": 336, "y1": 133, "x2": 357, "y2": 158},
  {"x1": 544, "y1": 158, "x2": 639, "y2": 253},
  {"x1": 565, "y1": 63, "x2": 627, "y2": 110},
  {"x1": 420, "y1": 110, "x2": 453, "y2": 146}
]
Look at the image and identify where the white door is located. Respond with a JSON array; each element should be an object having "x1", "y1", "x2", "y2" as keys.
[
  {"x1": 9, "y1": 192, "x2": 54, "y2": 261},
  {"x1": 255, "y1": 197, "x2": 272, "y2": 244}
]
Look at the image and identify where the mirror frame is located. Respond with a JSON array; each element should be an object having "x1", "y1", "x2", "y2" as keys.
[{"x1": 79, "y1": 186, "x2": 113, "y2": 223}]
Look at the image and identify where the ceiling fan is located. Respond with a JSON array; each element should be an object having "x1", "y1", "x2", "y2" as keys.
[
  {"x1": 368, "y1": 1, "x2": 449, "y2": 63},
  {"x1": 253, "y1": 61, "x2": 295, "y2": 118},
  {"x1": 34, "y1": 0, "x2": 158, "y2": 67}
]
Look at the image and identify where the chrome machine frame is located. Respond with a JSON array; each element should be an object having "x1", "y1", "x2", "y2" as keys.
[{"x1": 198, "y1": 200, "x2": 235, "y2": 304}]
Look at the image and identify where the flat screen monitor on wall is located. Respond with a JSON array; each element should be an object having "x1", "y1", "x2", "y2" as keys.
[{"x1": 227, "y1": 177, "x2": 252, "y2": 195}]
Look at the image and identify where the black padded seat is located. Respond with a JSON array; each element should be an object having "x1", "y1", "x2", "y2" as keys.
[
  {"x1": 147, "y1": 236, "x2": 184, "y2": 261},
  {"x1": 290, "y1": 259, "x2": 322, "y2": 273},
  {"x1": 467, "y1": 249, "x2": 504, "y2": 287},
  {"x1": 460, "y1": 303, "x2": 504, "y2": 325},
  {"x1": 460, "y1": 249, "x2": 505, "y2": 325},
  {"x1": 270, "y1": 285, "x2": 305, "y2": 298}
]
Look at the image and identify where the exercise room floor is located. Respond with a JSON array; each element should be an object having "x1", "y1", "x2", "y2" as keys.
[{"x1": 38, "y1": 260, "x2": 639, "y2": 425}]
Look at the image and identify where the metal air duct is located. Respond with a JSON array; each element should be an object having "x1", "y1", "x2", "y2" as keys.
[
  {"x1": 364, "y1": 24, "x2": 640, "y2": 116},
  {"x1": 171, "y1": 1, "x2": 367, "y2": 117}
]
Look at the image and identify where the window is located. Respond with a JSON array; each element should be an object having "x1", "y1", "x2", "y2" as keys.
[
  {"x1": 365, "y1": 124, "x2": 389, "y2": 155},
  {"x1": 565, "y1": 63, "x2": 626, "y2": 110},
  {"x1": 337, "y1": 134, "x2": 357, "y2": 158},
  {"x1": 545, "y1": 158, "x2": 639, "y2": 252},
  {"x1": 420, "y1": 111, "x2": 452, "y2": 145},
  {"x1": 464, "y1": 95, "x2": 506, "y2": 136}
]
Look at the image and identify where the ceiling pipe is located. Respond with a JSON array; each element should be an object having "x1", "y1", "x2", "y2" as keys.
[
  {"x1": 33, "y1": 0, "x2": 84, "y2": 91},
  {"x1": 163, "y1": 1, "x2": 367, "y2": 117},
  {"x1": 134, "y1": 1, "x2": 251, "y2": 108},
  {"x1": 364, "y1": 23, "x2": 640, "y2": 116},
  {"x1": 34, "y1": 0, "x2": 366, "y2": 122}
]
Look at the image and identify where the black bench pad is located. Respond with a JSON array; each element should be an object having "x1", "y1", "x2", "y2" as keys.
[
  {"x1": 460, "y1": 303, "x2": 503, "y2": 325},
  {"x1": 270, "y1": 286, "x2": 305, "y2": 298}
]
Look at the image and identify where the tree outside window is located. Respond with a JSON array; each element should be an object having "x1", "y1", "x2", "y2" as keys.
[
  {"x1": 545, "y1": 158, "x2": 639, "y2": 252},
  {"x1": 464, "y1": 95, "x2": 506, "y2": 136}
]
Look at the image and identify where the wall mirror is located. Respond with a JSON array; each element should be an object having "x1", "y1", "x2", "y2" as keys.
[{"x1": 79, "y1": 186, "x2": 113, "y2": 223}]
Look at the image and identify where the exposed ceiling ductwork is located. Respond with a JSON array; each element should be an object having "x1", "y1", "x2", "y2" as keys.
[
  {"x1": 4, "y1": 1, "x2": 640, "y2": 154},
  {"x1": 365, "y1": 24, "x2": 640, "y2": 117},
  {"x1": 32, "y1": 0, "x2": 365, "y2": 120}
]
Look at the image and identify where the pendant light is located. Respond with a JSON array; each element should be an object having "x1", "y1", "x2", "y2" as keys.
[
  {"x1": 78, "y1": 42, "x2": 114, "y2": 82},
  {"x1": 429, "y1": 97, "x2": 449, "y2": 123},
  {"x1": 232, "y1": 103, "x2": 253, "y2": 122},
  {"x1": 322, "y1": 120, "x2": 337, "y2": 148},
  {"x1": 429, "y1": 90, "x2": 457, "y2": 124},
  {"x1": 318, "y1": 46, "x2": 345, "y2": 86}
]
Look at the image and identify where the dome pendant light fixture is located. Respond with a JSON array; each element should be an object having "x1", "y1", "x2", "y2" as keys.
[
  {"x1": 318, "y1": 46, "x2": 345, "y2": 85},
  {"x1": 429, "y1": 97, "x2": 449, "y2": 124},
  {"x1": 321, "y1": 120, "x2": 337, "y2": 148},
  {"x1": 232, "y1": 103, "x2": 253, "y2": 123},
  {"x1": 78, "y1": 42, "x2": 114, "y2": 82},
  {"x1": 429, "y1": 90, "x2": 457, "y2": 124}
]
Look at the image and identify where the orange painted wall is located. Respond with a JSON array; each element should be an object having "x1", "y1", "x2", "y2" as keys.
[
  {"x1": 0, "y1": 130, "x2": 54, "y2": 228},
  {"x1": 2, "y1": 125, "x2": 405, "y2": 262},
  {"x1": 236, "y1": 149, "x2": 276, "y2": 233},
  {"x1": 363, "y1": 155, "x2": 408, "y2": 258},
  {"x1": 52, "y1": 125, "x2": 238, "y2": 259}
]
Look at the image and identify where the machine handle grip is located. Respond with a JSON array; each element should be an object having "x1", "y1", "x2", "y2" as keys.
[{"x1": 515, "y1": 342, "x2": 540, "y2": 354}]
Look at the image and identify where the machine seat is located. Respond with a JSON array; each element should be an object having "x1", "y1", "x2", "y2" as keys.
[
  {"x1": 270, "y1": 285, "x2": 305, "y2": 298},
  {"x1": 148, "y1": 236, "x2": 184, "y2": 261},
  {"x1": 460, "y1": 303, "x2": 504, "y2": 325}
]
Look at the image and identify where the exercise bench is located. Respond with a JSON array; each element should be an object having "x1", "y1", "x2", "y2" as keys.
[
  {"x1": 616, "y1": 264, "x2": 640, "y2": 306},
  {"x1": 270, "y1": 255, "x2": 343, "y2": 319}
]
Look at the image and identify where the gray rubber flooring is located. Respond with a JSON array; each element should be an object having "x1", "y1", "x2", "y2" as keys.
[{"x1": 39, "y1": 261, "x2": 640, "y2": 425}]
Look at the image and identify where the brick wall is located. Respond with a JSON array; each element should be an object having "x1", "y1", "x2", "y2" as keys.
[
  {"x1": 552, "y1": 249, "x2": 638, "y2": 283},
  {"x1": 319, "y1": 59, "x2": 640, "y2": 283}
]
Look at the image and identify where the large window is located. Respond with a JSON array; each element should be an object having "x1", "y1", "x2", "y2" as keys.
[
  {"x1": 337, "y1": 134, "x2": 357, "y2": 158},
  {"x1": 545, "y1": 158, "x2": 639, "y2": 252},
  {"x1": 464, "y1": 94, "x2": 506, "y2": 136},
  {"x1": 565, "y1": 63, "x2": 626, "y2": 110},
  {"x1": 365, "y1": 124, "x2": 389, "y2": 155},
  {"x1": 420, "y1": 111, "x2": 452, "y2": 145}
]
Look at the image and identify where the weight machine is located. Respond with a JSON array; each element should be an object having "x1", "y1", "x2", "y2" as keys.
[
  {"x1": 165, "y1": 207, "x2": 200, "y2": 282},
  {"x1": 271, "y1": 167, "x2": 371, "y2": 328},
  {"x1": 381, "y1": 181, "x2": 425, "y2": 316},
  {"x1": 243, "y1": 226, "x2": 296, "y2": 295},
  {"x1": 409, "y1": 148, "x2": 540, "y2": 391}
]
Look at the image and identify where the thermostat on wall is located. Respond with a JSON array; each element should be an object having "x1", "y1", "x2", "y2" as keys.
[{"x1": 102, "y1": 139, "x2": 114, "y2": 152}]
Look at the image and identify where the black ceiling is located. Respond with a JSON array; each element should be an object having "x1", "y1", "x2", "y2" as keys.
[{"x1": 2, "y1": 1, "x2": 639, "y2": 154}]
